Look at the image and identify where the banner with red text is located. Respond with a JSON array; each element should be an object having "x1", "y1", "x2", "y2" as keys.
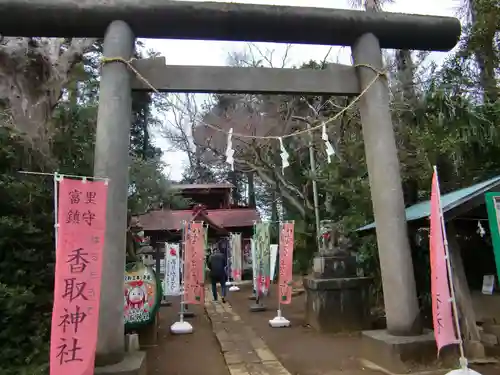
[
  {"x1": 50, "y1": 178, "x2": 108, "y2": 375},
  {"x1": 164, "y1": 243, "x2": 181, "y2": 296},
  {"x1": 183, "y1": 222, "x2": 205, "y2": 304},
  {"x1": 278, "y1": 222, "x2": 295, "y2": 304},
  {"x1": 230, "y1": 233, "x2": 242, "y2": 281},
  {"x1": 430, "y1": 170, "x2": 457, "y2": 352}
]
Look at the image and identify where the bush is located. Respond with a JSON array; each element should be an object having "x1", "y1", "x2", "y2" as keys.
[{"x1": 0, "y1": 129, "x2": 55, "y2": 375}]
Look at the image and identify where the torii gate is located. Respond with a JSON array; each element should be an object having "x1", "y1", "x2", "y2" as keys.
[{"x1": 0, "y1": 0, "x2": 460, "y2": 372}]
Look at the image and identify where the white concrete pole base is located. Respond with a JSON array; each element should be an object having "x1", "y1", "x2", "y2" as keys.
[
  {"x1": 269, "y1": 310, "x2": 290, "y2": 328},
  {"x1": 170, "y1": 321, "x2": 193, "y2": 334},
  {"x1": 445, "y1": 369, "x2": 482, "y2": 375}
]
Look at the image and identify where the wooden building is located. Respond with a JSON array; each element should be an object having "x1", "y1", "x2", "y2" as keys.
[
  {"x1": 358, "y1": 175, "x2": 500, "y2": 354},
  {"x1": 136, "y1": 183, "x2": 259, "y2": 277}
]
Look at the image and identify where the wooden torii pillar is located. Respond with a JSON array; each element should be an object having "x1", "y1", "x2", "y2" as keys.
[{"x1": 0, "y1": 0, "x2": 461, "y2": 372}]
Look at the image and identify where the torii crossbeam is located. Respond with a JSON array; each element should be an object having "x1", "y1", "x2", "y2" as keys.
[{"x1": 1, "y1": 1, "x2": 459, "y2": 50}]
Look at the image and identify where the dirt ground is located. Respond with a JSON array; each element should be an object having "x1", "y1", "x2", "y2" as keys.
[
  {"x1": 228, "y1": 284, "x2": 378, "y2": 375},
  {"x1": 227, "y1": 284, "x2": 500, "y2": 375},
  {"x1": 144, "y1": 286, "x2": 500, "y2": 375},
  {"x1": 146, "y1": 296, "x2": 229, "y2": 375}
]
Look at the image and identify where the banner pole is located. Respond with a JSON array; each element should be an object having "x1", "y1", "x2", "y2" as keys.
[
  {"x1": 170, "y1": 220, "x2": 193, "y2": 334},
  {"x1": 53, "y1": 172, "x2": 60, "y2": 249},
  {"x1": 252, "y1": 221, "x2": 257, "y2": 297},
  {"x1": 433, "y1": 166, "x2": 467, "y2": 368},
  {"x1": 180, "y1": 221, "x2": 186, "y2": 323},
  {"x1": 277, "y1": 221, "x2": 282, "y2": 312}
]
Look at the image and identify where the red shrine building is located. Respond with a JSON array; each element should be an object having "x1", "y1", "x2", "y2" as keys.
[{"x1": 136, "y1": 183, "x2": 259, "y2": 275}]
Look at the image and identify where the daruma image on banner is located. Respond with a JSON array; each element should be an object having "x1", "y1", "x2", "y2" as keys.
[{"x1": 123, "y1": 264, "x2": 161, "y2": 329}]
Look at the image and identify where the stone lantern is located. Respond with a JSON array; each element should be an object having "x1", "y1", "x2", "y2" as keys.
[{"x1": 303, "y1": 220, "x2": 372, "y2": 333}]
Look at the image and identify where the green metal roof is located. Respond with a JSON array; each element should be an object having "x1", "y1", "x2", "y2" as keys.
[{"x1": 357, "y1": 175, "x2": 500, "y2": 232}]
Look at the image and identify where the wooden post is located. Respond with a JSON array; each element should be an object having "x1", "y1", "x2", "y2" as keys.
[{"x1": 447, "y1": 222, "x2": 484, "y2": 357}]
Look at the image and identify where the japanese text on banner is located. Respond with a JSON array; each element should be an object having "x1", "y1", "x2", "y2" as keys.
[
  {"x1": 165, "y1": 243, "x2": 180, "y2": 296},
  {"x1": 251, "y1": 239, "x2": 258, "y2": 291},
  {"x1": 183, "y1": 222, "x2": 205, "y2": 304},
  {"x1": 279, "y1": 222, "x2": 295, "y2": 304},
  {"x1": 231, "y1": 233, "x2": 242, "y2": 281},
  {"x1": 226, "y1": 238, "x2": 233, "y2": 282},
  {"x1": 50, "y1": 178, "x2": 108, "y2": 375},
  {"x1": 255, "y1": 222, "x2": 271, "y2": 295},
  {"x1": 430, "y1": 171, "x2": 457, "y2": 352}
]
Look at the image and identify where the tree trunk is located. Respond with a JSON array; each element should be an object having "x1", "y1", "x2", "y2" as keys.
[
  {"x1": 447, "y1": 222, "x2": 483, "y2": 354},
  {"x1": 247, "y1": 171, "x2": 256, "y2": 207},
  {"x1": 271, "y1": 190, "x2": 278, "y2": 222},
  {"x1": 395, "y1": 49, "x2": 417, "y2": 112},
  {"x1": 229, "y1": 170, "x2": 240, "y2": 204}
]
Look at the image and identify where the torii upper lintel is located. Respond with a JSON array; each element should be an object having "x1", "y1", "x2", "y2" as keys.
[{"x1": 0, "y1": 1, "x2": 460, "y2": 51}]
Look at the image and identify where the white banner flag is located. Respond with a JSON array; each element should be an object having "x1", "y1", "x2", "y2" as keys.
[
  {"x1": 251, "y1": 238, "x2": 257, "y2": 291},
  {"x1": 270, "y1": 244, "x2": 278, "y2": 281},
  {"x1": 164, "y1": 243, "x2": 180, "y2": 296},
  {"x1": 230, "y1": 233, "x2": 243, "y2": 281}
]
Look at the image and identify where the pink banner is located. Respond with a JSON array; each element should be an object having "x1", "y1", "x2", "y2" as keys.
[
  {"x1": 430, "y1": 171, "x2": 457, "y2": 352},
  {"x1": 278, "y1": 222, "x2": 295, "y2": 305},
  {"x1": 183, "y1": 222, "x2": 205, "y2": 304},
  {"x1": 50, "y1": 178, "x2": 107, "y2": 375}
]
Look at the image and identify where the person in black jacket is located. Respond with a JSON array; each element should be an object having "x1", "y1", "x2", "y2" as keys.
[{"x1": 207, "y1": 248, "x2": 227, "y2": 303}]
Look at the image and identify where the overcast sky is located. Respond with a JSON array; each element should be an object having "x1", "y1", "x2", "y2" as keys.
[{"x1": 142, "y1": 0, "x2": 459, "y2": 181}]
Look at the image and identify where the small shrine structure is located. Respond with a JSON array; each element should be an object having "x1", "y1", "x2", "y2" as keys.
[{"x1": 136, "y1": 183, "x2": 259, "y2": 276}]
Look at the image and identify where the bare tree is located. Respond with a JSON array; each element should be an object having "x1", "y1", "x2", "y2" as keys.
[
  {"x1": 349, "y1": 0, "x2": 394, "y2": 11},
  {"x1": 160, "y1": 42, "x2": 365, "y2": 218}
]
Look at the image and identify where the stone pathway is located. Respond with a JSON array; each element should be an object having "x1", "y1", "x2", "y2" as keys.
[
  {"x1": 205, "y1": 290, "x2": 291, "y2": 375},
  {"x1": 147, "y1": 297, "x2": 229, "y2": 375}
]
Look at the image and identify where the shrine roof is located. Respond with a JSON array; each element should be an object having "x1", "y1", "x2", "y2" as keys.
[
  {"x1": 136, "y1": 207, "x2": 259, "y2": 231},
  {"x1": 170, "y1": 183, "x2": 234, "y2": 190},
  {"x1": 357, "y1": 174, "x2": 500, "y2": 232}
]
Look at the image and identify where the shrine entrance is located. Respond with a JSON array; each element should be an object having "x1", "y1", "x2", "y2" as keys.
[{"x1": 0, "y1": 1, "x2": 461, "y2": 372}]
